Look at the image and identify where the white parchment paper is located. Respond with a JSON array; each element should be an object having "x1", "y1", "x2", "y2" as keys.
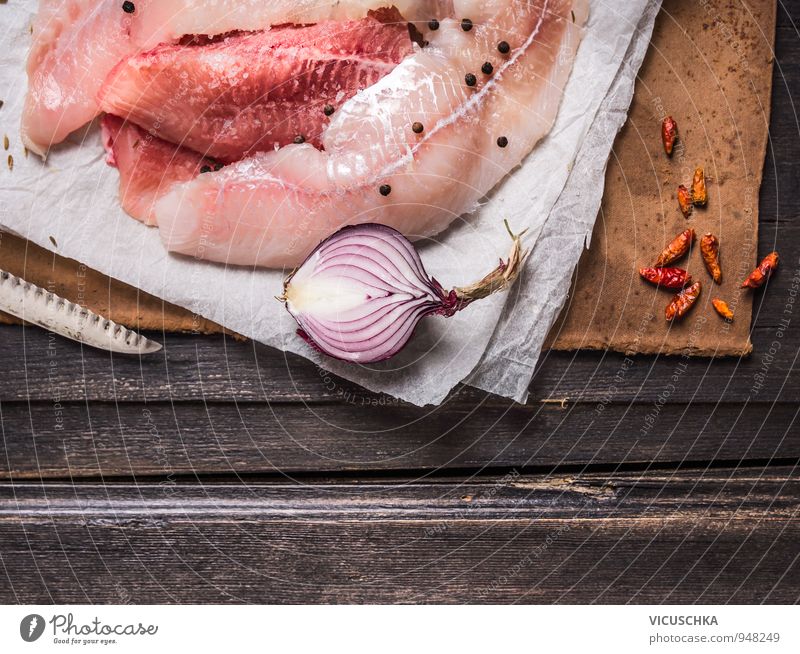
[
  {"x1": 472, "y1": 0, "x2": 662, "y2": 401},
  {"x1": 0, "y1": 0, "x2": 659, "y2": 406}
]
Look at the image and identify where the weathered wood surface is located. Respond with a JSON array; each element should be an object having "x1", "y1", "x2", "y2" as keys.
[
  {"x1": 0, "y1": 2, "x2": 797, "y2": 605},
  {"x1": 0, "y1": 468, "x2": 797, "y2": 603},
  {"x1": 1, "y1": 400, "x2": 797, "y2": 478}
]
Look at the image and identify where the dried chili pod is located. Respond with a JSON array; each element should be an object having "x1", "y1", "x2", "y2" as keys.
[
  {"x1": 691, "y1": 167, "x2": 707, "y2": 206},
  {"x1": 712, "y1": 298, "x2": 734, "y2": 321},
  {"x1": 639, "y1": 267, "x2": 692, "y2": 289},
  {"x1": 700, "y1": 232, "x2": 722, "y2": 284},
  {"x1": 661, "y1": 116, "x2": 678, "y2": 156},
  {"x1": 665, "y1": 281, "x2": 702, "y2": 321},
  {"x1": 741, "y1": 251, "x2": 779, "y2": 288},
  {"x1": 677, "y1": 184, "x2": 693, "y2": 218},
  {"x1": 655, "y1": 228, "x2": 695, "y2": 267}
]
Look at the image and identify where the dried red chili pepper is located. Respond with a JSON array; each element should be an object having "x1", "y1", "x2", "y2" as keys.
[
  {"x1": 677, "y1": 184, "x2": 693, "y2": 218},
  {"x1": 655, "y1": 228, "x2": 694, "y2": 267},
  {"x1": 712, "y1": 298, "x2": 734, "y2": 321},
  {"x1": 741, "y1": 251, "x2": 779, "y2": 288},
  {"x1": 665, "y1": 281, "x2": 702, "y2": 321},
  {"x1": 692, "y1": 167, "x2": 707, "y2": 206},
  {"x1": 661, "y1": 116, "x2": 678, "y2": 156},
  {"x1": 700, "y1": 232, "x2": 722, "y2": 284},
  {"x1": 639, "y1": 267, "x2": 692, "y2": 289}
]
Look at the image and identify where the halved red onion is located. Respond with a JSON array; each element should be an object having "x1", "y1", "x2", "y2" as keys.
[{"x1": 280, "y1": 223, "x2": 526, "y2": 363}]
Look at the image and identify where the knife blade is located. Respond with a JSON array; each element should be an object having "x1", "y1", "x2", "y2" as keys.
[{"x1": 0, "y1": 269, "x2": 162, "y2": 354}]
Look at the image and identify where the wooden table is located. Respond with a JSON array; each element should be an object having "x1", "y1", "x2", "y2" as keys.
[{"x1": 1, "y1": 6, "x2": 798, "y2": 605}]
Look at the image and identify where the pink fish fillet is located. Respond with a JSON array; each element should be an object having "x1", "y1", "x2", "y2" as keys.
[
  {"x1": 101, "y1": 114, "x2": 213, "y2": 226},
  {"x1": 155, "y1": 0, "x2": 589, "y2": 268},
  {"x1": 22, "y1": 0, "x2": 446, "y2": 156},
  {"x1": 97, "y1": 14, "x2": 414, "y2": 163}
]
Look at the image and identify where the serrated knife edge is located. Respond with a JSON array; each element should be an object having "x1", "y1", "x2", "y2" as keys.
[{"x1": 0, "y1": 269, "x2": 162, "y2": 354}]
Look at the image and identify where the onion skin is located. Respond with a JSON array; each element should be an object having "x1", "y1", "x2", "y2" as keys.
[{"x1": 280, "y1": 223, "x2": 525, "y2": 363}]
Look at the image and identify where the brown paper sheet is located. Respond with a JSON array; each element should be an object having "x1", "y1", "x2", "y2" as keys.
[
  {"x1": 0, "y1": 0, "x2": 776, "y2": 359},
  {"x1": 548, "y1": 0, "x2": 776, "y2": 355}
]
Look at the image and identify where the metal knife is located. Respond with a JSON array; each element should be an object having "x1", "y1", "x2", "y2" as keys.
[{"x1": 0, "y1": 269, "x2": 162, "y2": 354}]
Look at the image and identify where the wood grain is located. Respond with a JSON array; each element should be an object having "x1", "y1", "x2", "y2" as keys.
[
  {"x1": 0, "y1": 468, "x2": 797, "y2": 603},
  {"x1": 0, "y1": 399, "x2": 797, "y2": 478}
]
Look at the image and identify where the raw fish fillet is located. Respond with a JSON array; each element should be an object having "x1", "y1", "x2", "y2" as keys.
[
  {"x1": 22, "y1": 0, "x2": 446, "y2": 155},
  {"x1": 156, "y1": 0, "x2": 588, "y2": 267},
  {"x1": 98, "y1": 15, "x2": 413, "y2": 162},
  {"x1": 101, "y1": 114, "x2": 211, "y2": 226}
]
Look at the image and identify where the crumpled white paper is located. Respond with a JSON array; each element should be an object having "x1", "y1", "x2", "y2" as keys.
[{"x1": 0, "y1": 0, "x2": 660, "y2": 406}]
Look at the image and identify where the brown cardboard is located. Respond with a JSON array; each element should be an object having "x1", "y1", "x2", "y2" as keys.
[
  {"x1": 0, "y1": 0, "x2": 776, "y2": 358},
  {"x1": 0, "y1": 230, "x2": 224, "y2": 335},
  {"x1": 549, "y1": 0, "x2": 776, "y2": 355}
]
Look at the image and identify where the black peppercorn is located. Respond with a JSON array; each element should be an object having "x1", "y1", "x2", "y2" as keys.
[
  {"x1": 498, "y1": 41, "x2": 510, "y2": 54},
  {"x1": 461, "y1": 18, "x2": 473, "y2": 31},
  {"x1": 200, "y1": 165, "x2": 211, "y2": 174},
  {"x1": 412, "y1": 122, "x2": 424, "y2": 134},
  {"x1": 379, "y1": 184, "x2": 392, "y2": 196},
  {"x1": 323, "y1": 104, "x2": 335, "y2": 116},
  {"x1": 122, "y1": 1, "x2": 135, "y2": 14},
  {"x1": 428, "y1": 19, "x2": 440, "y2": 31},
  {"x1": 464, "y1": 73, "x2": 477, "y2": 87},
  {"x1": 293, "y1": 135, "x2": 305, "y2": 144},
  {"x1": 497, "y1": 136, "x2": 508, "y2": 148},
  {"x1": 481, "y1": 61, "x2": 493, "y2": 75}
]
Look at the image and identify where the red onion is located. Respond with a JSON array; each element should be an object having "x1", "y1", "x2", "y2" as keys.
[{"x1": 279, "y1": 223, "x2": 526, "y2": 363}]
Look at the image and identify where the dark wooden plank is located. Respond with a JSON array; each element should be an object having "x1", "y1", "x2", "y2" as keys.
[
  {"x1": 0, "y1": 309, "x2": 798, "y2": 406},
  {"x1": 1, "y1": 468, "x2": 797, "y2": 603},
  {"x1": 1, "y1": 400, "x2": 796, "y2": 478}
]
